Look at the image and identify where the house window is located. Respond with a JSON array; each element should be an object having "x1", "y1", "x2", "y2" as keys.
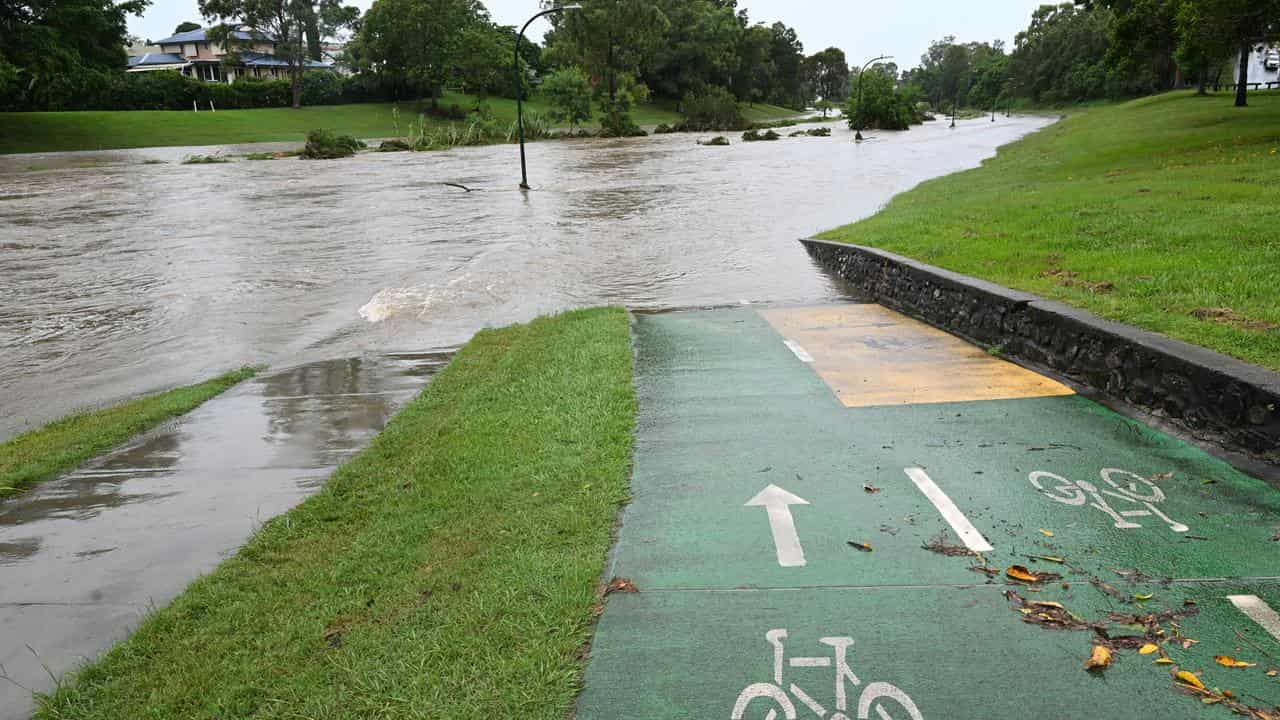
[
  {"x1": 201, "y1": 64, "x2": 221, "y2": 82},
  {"x1": 184, "y1": 43, "x2": 196, "y2": 57}
]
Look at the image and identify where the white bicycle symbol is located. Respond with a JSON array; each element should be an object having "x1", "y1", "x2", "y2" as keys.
[
  {"x1": 1028, "y1": 468, "x2": 1188, "y2": 533},
  {"x1": 731, "y1": 629, "x2": 923, "y2": 720}
]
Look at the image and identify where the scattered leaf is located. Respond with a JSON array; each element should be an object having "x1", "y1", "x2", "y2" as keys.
[
  {"x1": 1039, "y1": 528, "x2": 1055, "y2": 537},
  {"x1": 1156, "y1": 658, "x2": 1175, "y2": 665},
  {"x1": 1175, "y1": 670, "x2": 1205, "y2": 689},
  {"x1": 605, "y1": 577, "x2": 638, "y2": 595},
  {"x1": 1214, "y1": 655, "x2": 1257, "y2": 668},
  {"x1": 1265, "y1": 668, "x2": 1277, "y2": 677},
  {"x1": 1007, "y1": 565, "x2": 1062, "y2": 584},
  {"x1": 923, "y1": 533, "x2": 976, "y2": 557},
  {"x1": 1181, "y1": 638, "x2": 1200, "y2": 650},
  {"x1": 863, "y1": 484, "x2": 882, "y2": 494},
  {"x1": 1084, "y1": 645, "x2": 1113, "y2": 671},
  {"x1": 1135, "y1": 593, "x2": 1154, "y2": 601},
  {"x1": 847, "y1": 541, "x2": 873, "y2": 552},
  {"x1": 1139, "y1": 644, "x2": 1159, "y2": 655},
  {"x1": 1149, "y1": 472, "x2": 1174, "y2": 483},
  {"x1": 1027, "y1": 554, "x2": 1065, "y2": 564}
]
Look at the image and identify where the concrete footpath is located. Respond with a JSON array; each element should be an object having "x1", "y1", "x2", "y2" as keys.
[{"x1": 575, "y1": 304, "x2": 1280, "y2": 719}]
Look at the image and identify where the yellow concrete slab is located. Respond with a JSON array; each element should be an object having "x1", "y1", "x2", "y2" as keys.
[{"x1": 759, "y1": 304, "x2": 1075, "y2": 408}]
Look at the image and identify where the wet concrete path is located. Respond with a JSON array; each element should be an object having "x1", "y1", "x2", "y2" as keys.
[
  {"x1": 0, "y1": 351, "x2": 450, "y2": 720},
  {"x1": 576, "y1": 304, "x2": 1280, "y2": 719}
]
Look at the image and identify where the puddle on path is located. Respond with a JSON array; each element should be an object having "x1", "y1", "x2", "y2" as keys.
[{"x1": 0, "y1": 352, "x2": 450, "y2": 720}]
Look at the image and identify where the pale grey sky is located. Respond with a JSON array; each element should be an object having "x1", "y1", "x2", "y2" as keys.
[{"x1": 131, "y1": 0, "x2": 1049, "y2": 70}]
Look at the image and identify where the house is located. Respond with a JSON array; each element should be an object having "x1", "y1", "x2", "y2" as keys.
[{"x1": 126, "y1": 27, "x2": 333, "y2": 83}]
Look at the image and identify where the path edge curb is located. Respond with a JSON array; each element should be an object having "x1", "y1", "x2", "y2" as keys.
[{"x1": 800, "y1": 238, "x2": 1280, "y2": 465}]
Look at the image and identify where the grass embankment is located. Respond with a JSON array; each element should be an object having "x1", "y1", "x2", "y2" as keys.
[
  {"x1": 820, "y1": 90, "x2": 1280, "y2": 371},
  {"x1": 0, "y1": 90, "x2": 800, "y2": 154},
  {"x1": 37, "y1": 307, "x2": 637, "y2": 720},
  {"x1": 0, "y1": 367, "x2": 255, "y2": 501}
]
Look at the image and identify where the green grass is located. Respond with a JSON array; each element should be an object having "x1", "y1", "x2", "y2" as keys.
[
  {"x1": 0, "y1": 90, "x2": 801, "y2": 154},
  {"x1": 0, "y1": 367, "x2": 255, "y2": 500},
  {"x1": 36, "y1": 307, "x2": 637, "y2": 720},
  {"x1": 819, "y1": 90, "x2": 1280, "y2": 371}
]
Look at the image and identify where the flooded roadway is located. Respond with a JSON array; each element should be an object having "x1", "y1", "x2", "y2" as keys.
[
  {"x1": 0, "y1": 115, "x2": 1052, "y2": 441},
  {"x1": 0, "y1": 115, "x2": 1052, "y2": 717}
]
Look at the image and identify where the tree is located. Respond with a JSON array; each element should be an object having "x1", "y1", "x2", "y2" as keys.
[
  {"x1": 1077, "y1": 0, "x2": 1183, "y2": 93},
  {"x1": 804, "y1": 47, "x2": 850, "y2": 102},
  {"x1": 542, "y1": 66, "x2": 593, "y2": 131},
  {"x1": 0, "y1": 0, "x2": 150, "y2": 110},
  {"x1": 766, "y1": 21, "x2": 804, "y2": 107},
  {"x1": 1007, "y1": 3, "x2": 1114, "y2": 104},
  {"x1": 356, "y1": 0, "x2": 484, "y2": 102},
  {"x1": 1175, "y1": 0, "x2": 1280, "y2": 106},
  {"x1": 200, "y1": 0, "x2": 359, "y2": 108},
  {"x1": 174, "y1": 20, "x2": 202, "y2": 33},
  {"x1": 543, "y1": 0, "x2": 667, "y2": 106},
  {"x1": 642, "y1": 0, "x2": 740, "y2": 99},
  {"x1": 846, "y1": 66, "x2": 919, "y2": 131}
]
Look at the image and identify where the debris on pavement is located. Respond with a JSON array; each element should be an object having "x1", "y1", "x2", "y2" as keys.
[
  {"x1": 847, "y1": 541, "x2": 873, "y2": 552},
  {"x1": 1084, "y1": 645, "x2": 1113, "y2": 671},
  {"x1": 605, "y1": 577, "x2": 638, "y2": 595},
  {"x1": 923, "y1": 532, "x2": 976, "y2": 557},
  {"x1": 1007, "y1": 565, "x2": 1063, "y2": 584}
]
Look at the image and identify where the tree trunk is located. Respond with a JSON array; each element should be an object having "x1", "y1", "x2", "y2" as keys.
[
  {"x1": 1236, "y1": 44, "x2": 1250, "y2": 107},
  {"x1": 291, "y1": 66, "x2": 303, "y2": 109},
  {"x1": 1196, "y1": 67, "x2": 1206, "y2": 96}
]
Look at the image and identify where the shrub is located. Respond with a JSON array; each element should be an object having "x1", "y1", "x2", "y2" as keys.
[
  {"x1": 678, "y1": 86, "x2": 748, "y2": 131},
  {"x1": 182, "y1": 154, "x2": 231, "y2": 164},
  {"x1": 742, "y1": 129, "x2": 780, "y2": 142},
  {"x1": 845, "y1": 69, "x2": 922, "y2": 131},
  {"x1": 541, "y1": 67, "x2": 593, "y2": 132},
  {"x1": 301, "y1": 70, "x2": 344, "y2": 106},
  {"x1": 301, "y1": 129, "x2": 367, "y2": 159},
  {"x1": 653, "y1": 123, "x2": 675, "y2": 134},
  {"x1": 700, "y1": 136, "x2": 730, "y2": 146}
]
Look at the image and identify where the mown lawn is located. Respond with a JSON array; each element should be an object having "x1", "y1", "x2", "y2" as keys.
[
  {"x1": 0, "y1": 90, "x2": 801, "y2": 154},
  {"x1": 36, "y1": 307, "x2": 637, "y2": 720},
  {"x1": 0, "y1": 367, "x2": 255, "y2": 501},
  {"x1": 819, "y1": 90, "x2": 1280, "y2": 372}
]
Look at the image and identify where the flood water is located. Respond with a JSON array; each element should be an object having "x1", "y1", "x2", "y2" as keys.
[{"x1": 0, "y1": 116, "x2": 1052, "y2": 441}]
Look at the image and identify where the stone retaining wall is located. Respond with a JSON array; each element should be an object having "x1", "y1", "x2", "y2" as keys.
[{"x1": 802, "y1": 238, "x2": 1280, "y2": 464}]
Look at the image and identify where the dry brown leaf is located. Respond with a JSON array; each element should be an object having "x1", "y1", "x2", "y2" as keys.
[
  {"x1": 605, "y1": 577, "x2": 638, "y2": 595},
  {"x1": 1007, "y1": 565, "x2": 1061, "y2": 583},
  {"x1": 1215, "y1": 655, "x2": 1258, "y2": 668},
  {"x1": 1175, "y1": 670, "x2": 1205, "y2": 689},
  {"x1": 863, "y1": 484, "x2": 882, "y2": 494},
  {"x1": 1084, "y1": 645, "x2": 1113, "y2": 671},
  {"x1": 1139, "y1": 644, "x2": 1159, "y2": 655}
]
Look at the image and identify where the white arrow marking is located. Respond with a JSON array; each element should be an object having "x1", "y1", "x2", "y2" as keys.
[
  {"x1": 1228, "y1": 595, "x2": 1280, "y2": 641},
  {"x1": 746, "y1": 484, "x2": 811, "y2": 567},
  {"x1": 783, "y1": 339, "x2": 814, "y2": 363},
  {"x1": 905, "y1": 467, "x2": 994, "y2": 553}
]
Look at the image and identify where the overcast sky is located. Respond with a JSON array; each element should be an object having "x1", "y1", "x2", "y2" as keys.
[{"x1": 131, "y1": 0, "x2": 1047, "y2": 70}]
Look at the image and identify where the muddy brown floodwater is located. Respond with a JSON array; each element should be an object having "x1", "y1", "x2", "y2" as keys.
[
  {"x1": 0, "y1": 116, "x2": 1051, "y2": 718},
  {"x1": 0, "y1": 116, "x2": 1051, "y2": 441}
]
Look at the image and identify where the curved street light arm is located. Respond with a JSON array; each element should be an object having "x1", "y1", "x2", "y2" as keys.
[{"x1": 516, "y1": 4, "x2": 583, "y2": 190}]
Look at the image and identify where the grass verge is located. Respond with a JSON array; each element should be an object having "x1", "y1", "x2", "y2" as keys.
[
  {"x1": 35, "y1": 307, "x2": 637, "y2": 720},
  {"x1": 0, "y1": 90, "x2": 801, "y2": 154},
  {"x1": 0, "y1": 367, "x2": 255, "y2": 501},
  {"x1": 819, "y1": 90, "x2": 1280, "y2": 372}
]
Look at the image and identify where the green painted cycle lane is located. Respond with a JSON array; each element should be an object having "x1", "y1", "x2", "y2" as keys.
[
  {"x1": 614, "y1": 309, "x2": 1280, "y2": 591},
  {"x1": 577, "y1": 307, "x2": 1280, "y2": 719}
]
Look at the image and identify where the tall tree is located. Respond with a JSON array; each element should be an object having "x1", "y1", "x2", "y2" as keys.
[
  {"x1": 804, "y1": 47, "x2": 850, "y2": 102},
  {"x1": 1007, "y1": 3, "x2": 1114, "y2": 103},
  {"x1": 642, "y1": 0, "x2": 739, "y2": 99},
  {"x1": 1176, "y1": 0, "x2": 1280, "y2": 106},
  {"x1": 766, "y1": 21, "x2": 804, "y2": 108},
  {"x1": 543, "y1": 0, "x2": 668, "y2": 104},
  {"x1": 0, "y1": 0, "x2": 149, "y2": 109},
  {"x1": 356, "y1": 0, "x2": 483, "y2": 102},
  {"x1": 201, "y1": 0, "x2": 359, "y2": 108}
]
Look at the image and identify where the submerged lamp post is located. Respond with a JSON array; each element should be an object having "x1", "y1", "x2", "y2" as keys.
[
  {"x1": 853, "y1": 55, "x2": 893, "y2": 142},
  {"x1": 515, "y1": 4, "x2": 581, "y2": 190}
]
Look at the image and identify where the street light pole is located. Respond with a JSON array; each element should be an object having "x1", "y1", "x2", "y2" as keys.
[
  {"x1": 515, "y1": 4, "x2": 581, "y2": 190},
  {"x1": 854, "y1": 55, "x2": 892, "y2": 142}
]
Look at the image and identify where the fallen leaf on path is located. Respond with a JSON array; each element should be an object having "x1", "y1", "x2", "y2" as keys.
[
  {"x1": 847, "y1": 541, "x2": 873, "y2": 552},
  {"x1": 1215, "y1": 656, "x2": 1258, "y2": 668},
  {"x1": 605, "y1": 577, "x2": 638, "y2": 595},
  {"x1": 1181, "y1": 638, "x2": 1200, "y2": 650},
  {"x1": 1027, "y1": 554, "x2": 1065, "y2": 564},
  {"x1": 1039, "y1": 528, "x2": 1055, "y2": 537},
  {"x1": 1149, "y1": 472, "x2": 1174, "y2": 483},
  {"x1": 1175, "y1": 670, "x2": 1205, "y2": 689},
  {"x1": 1007, "y1": 565, "x2": 1062, "y2": 584},
  {"x1": 863, "y1": 484, "x2": 882, "y2": 494},
  {"x1": 923, "y1": 533, "x2": 975, "y2": 557},
  {"x1": 1139, "y1": 644, "x2": 1159, "y2": 655},
  {"x1": 1135, "y1": 593, "x2": 1154, "y2": 601},
  {"x1": 1084, "y1": 645, "x2": 1113, "y2": 671},
  {"x1": 1266, "y1": 668, "x2": 1278, "y2": 677},
  {"x1": 1155, "y1": 658, "x2": 1175, "y2": 665}
]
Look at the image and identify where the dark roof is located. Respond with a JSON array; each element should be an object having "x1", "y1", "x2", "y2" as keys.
[
  {"x1": 127, "y1": 53, "x2": 187, "y2": 67},
  {"x1": 156, "y1": 27, "x2": 274, "y2": 45},
  {"x1": 240, "y1": 52, "x2": 331, "y2": 68}
]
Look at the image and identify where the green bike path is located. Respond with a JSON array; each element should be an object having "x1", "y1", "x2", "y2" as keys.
[{"x1": 575, "y1": 305, "x2": 1280, "y2": 719}]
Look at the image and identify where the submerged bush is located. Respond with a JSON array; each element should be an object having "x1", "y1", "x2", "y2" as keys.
[
  {"x1": 678, "y1": 86, "x2": 748, "y2": 131},
  {"x1": 741, "y1": 129, "x2": 781, "y2": 142},
  {"x1": 699, "y1": 136, "x2": 730, "y2": 146},
  {"x1": 301, "y1": 129, "x2": 367, "y2": 159},
  {"x1": 182, "y1": 154, "x2": 231, "y2": 164}
]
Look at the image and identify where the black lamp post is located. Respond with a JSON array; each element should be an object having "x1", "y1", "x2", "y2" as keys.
[
  {"x1": 515, "y1": 4, "x2": 581, "y2": 190},
  {"x1": 854, "y1": 55, "x2": 892, "y2": 142}
]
